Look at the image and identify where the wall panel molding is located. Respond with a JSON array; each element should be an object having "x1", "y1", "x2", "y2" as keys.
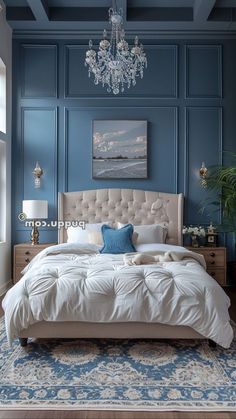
[
  {"x1": 12, "y1": 39, "x2": 236, "y2": 252},
  {"x1": 15, "y1": 106, "x2": 58, "y2": 232},
  {"x1": 21, "y1": 44, "x2": 58, "y2": 98},
  {"x1": 64, "y1": 107, "x2": 69, "y2": 193},
  {"x1": 64, "y1": 45, "x2": 178, "y2": 99},
  {"x1": 185, "y1": 45, "x2": 222, "y2": 99},
  {"x1": 64, "y1": 106, "x2": 178, "y2": 194},
  {"x1": 184, "y1": 106, "x2": 222, "y2": 224}
]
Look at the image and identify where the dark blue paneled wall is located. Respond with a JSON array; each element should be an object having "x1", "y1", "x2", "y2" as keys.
[{"x1": 12, "y1": 39, "x2": 236, "y2": 256}]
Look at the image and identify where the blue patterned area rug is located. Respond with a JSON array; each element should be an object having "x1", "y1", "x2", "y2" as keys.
[{"x1": 0, "y1": 318, "x2": 236, "y2": 411}]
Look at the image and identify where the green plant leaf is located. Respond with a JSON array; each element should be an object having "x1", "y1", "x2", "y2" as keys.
[{"x1": 200, "y1": 152, "x2": 236, "y2": 233}]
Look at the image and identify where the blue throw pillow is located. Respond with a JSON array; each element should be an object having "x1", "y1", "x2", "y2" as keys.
[{"x1": 100, "y1": 224, "x2": 136, "y2": 254}]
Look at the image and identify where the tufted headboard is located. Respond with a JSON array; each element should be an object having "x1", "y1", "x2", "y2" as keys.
[{"x1": 58, "y1": 189, "x2": 184, "y2": 246}]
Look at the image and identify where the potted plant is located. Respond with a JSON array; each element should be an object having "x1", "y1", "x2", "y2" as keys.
[{"x1": 201, "y1": 153, "x2": 236, "y2": 280}]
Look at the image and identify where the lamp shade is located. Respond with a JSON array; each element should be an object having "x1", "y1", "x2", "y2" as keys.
[{"x1": 23, "y1": 200, "x2": 48, "y2": 219}]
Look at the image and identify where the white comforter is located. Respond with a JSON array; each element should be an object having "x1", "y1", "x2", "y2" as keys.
[{"x1": 2, "y1": 243, "x2": 233, "y2": 348}]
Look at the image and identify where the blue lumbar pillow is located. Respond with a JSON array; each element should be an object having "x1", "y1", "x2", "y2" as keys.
[{"x1": 100, "y1": 224, "x2": 136, "y2": 254}]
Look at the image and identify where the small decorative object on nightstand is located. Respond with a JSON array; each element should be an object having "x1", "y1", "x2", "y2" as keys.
[
  {"x1": 182, "y1": 225, "x2": 206, "y2": 248},
  {"x1": 187, "y1": 246, "x2": 227, "y2": 286},
  {"x1": 206, "y1": 222, "x2": 218, "y2": 247},
  {"x1": 13, "y1": 242, "x2": 56, "y2": 283}
]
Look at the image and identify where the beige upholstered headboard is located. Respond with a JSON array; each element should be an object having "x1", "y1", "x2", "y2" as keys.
[{"x1": 58, "y1": 189, "x2": 184, "y2": 246}]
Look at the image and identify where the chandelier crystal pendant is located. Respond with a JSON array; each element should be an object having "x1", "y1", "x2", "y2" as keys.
[{"x1": 85, "y1": 2, "x2": 147, "y2": 95}]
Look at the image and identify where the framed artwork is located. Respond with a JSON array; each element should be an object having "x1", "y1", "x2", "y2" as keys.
[{"x1": 92, "y1": 120, "x2": 147, "y2": 179}]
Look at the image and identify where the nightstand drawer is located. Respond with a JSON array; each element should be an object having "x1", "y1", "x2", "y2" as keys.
[
  {"x1": 14, "y1": 266, "x2": 25, "y2": 282},
  {"x1": 15, "y1": 247, "x2": 40, "y2": 265},
  {"x1": 13, "y1": 243, "x2": 56, "y2": 283},
  {"x1": 187, "y1": 247, "x2": 225, "y2": 267},
  {"x1": 207, "y1": 268, "x2": 226, "y2": 286},
  {"x1": 186, "y1": 246, "x2": 227, "y2": 286},
  {"x1": 202, "y1": 250, "x2": 225, "y2": 268}
]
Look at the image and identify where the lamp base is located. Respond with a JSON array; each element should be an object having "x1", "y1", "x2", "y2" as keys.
[{"x1": 31, "y1": 222, "x2": 39, "y2": 245}]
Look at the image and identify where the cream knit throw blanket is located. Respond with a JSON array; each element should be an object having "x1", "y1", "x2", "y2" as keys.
[{"x1": 123, "y1": 250, "x2": 206, "y2": 269}]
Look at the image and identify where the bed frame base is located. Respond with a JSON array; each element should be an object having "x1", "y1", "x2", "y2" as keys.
[
  {"x1": 19, "y1": 337, "x2": 216, "y2": 348},
  {"x1": 18, "y1": 321, "x2": 212, "y2": 346}
]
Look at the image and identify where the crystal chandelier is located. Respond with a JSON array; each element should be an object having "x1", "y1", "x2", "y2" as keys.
[{"x1": 85, "y1": 2, "x2": 147, "y2": 95}]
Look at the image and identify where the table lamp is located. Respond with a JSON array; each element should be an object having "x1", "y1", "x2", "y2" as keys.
[{"x1": 22, "y1": 200, "x2": 48, "y2": 245}]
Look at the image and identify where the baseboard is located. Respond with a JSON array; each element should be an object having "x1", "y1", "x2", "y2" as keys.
[{"x1": 0, "y1": 280, "x2": 12, "y2": 297}]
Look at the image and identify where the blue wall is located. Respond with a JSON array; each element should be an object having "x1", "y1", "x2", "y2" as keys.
[{"x1": 12, "y1": 39, "x2": 236, "y2": 257}]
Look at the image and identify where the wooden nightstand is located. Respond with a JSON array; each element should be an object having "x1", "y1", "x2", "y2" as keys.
[
  {"x1": 187, "y1": 246, "x2": 227, "y2": 286},
  {"x1": 13, "y1": 243, "x2": 56, "y2": 283}
]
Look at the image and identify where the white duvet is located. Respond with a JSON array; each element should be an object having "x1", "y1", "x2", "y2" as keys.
[{"x1": 2, "y1": 243, "x2": 233, "y2": 348}]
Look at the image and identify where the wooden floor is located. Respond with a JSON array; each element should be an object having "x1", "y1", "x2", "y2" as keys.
[{"x1": 0, "y1": 288, "x2": 236, "y2": 419}]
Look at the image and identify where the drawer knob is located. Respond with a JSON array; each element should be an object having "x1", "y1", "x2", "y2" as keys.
[
  {"x1": 210, "y1": 261, "x2": 215, "y2": 265},
  {"x1": 25, "y1": 258, "x2": 30, "y2": 263},
  {"x1": 25, "y1": 251, "x2": 30, "y2": 255},
  {"x1": 210, "y1": 252, "x2": 215, "y2": 257},
  {"x1": 210, "y1": 271, "x2": 216, "y2": 277}
]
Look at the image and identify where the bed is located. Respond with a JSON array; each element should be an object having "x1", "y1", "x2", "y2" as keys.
[{"x1": 3, "y1": 189, "x2": 233, "y2": 348}]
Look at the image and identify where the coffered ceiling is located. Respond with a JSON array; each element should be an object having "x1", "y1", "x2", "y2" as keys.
[{"x1": 3, "y1": 0, "x2": 236, "y2": 38}]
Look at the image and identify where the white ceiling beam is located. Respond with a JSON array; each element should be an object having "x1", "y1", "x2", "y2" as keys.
[
  {"x1": 194, "y1": 0, "x2": 216, "y2": 22},
  {"x1": 27, "y1": 0, "x2": 49, "y2": 22}
]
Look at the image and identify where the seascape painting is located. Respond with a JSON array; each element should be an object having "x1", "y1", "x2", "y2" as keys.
[{"x1": 92, "y1": 120, "x2": 147, "y2": 179}]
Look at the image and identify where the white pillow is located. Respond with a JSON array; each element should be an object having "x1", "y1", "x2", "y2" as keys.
[
  {"x1": 117, "y1": 222, "x2": 167, "y2": 244},
  {"x1": 67, "y1": 222, "x2": 109, "y2": 244},
  {"x1": 88, "y1": 231, "x2": 103, "y2": 246}
]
